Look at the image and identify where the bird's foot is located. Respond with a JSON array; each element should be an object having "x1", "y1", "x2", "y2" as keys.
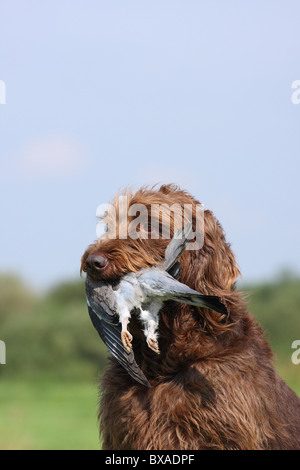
[
  {"x1": 147, "y1": 336, "x2": 160, "y2": 354},
  {"x1": 121, "y1": 330, "x2": 133, "y2": 352}
]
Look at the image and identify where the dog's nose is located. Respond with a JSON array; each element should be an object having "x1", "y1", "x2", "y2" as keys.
[{"x1": 85, "y1": 254, "x2": 108, "y2": 275}]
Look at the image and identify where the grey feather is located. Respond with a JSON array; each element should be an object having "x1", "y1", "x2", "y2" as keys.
[
  {"x1": 135, "y1": 268, "x2": 228, "y2": 315},
  {"x1": 85, "y1": 277, "x2": 119, "y2": 325},
  {"x1": 163, "y1": 222, "x2": 193, "y2": 271}
]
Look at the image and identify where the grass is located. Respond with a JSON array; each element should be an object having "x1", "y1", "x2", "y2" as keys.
[
  {"x1": 0, "y1": 379, "x2": 101, "y2": 450},
  {"x1": 0, "y1": 365, "x2": 298, "y2": 450}
]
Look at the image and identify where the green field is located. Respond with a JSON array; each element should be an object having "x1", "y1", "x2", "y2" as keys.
[
  {"x1": 0, "y1": 374, "x2": 298, "y2": 450},
  {"x1": 0, "y1": 380, "x2": 100, "y2": 450}
]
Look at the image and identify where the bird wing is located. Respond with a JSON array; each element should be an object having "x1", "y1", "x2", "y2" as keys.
[
  {"x1": 87, "y1": 305, "x2": 150, "y2": 387},
  {"x1": 138, "y1": 268, "x2": 228, "y2": 316},
  {"x1": 167, "y1": 261, "x2": 181, "y2": 280},
  {"x1": 85, "y1": 277, "x2": 119, "y2": 325},
  {"x1": 85, "y1": 276, "x2": 150, "y2": 388},
  {"x1": 163, "y1": 222, "x2": 193, "y2": 272}
]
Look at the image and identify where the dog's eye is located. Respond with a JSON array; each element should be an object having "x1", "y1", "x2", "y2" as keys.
[
  {"x1": 141, "y1": 222, "x2": 164, "y2": 238},
  {"x1": 139, "y1": 222, "x2": 152, "y2": 233},
  {"x1": 96, "y1": 220, "x2": 109, "y2": 238}
]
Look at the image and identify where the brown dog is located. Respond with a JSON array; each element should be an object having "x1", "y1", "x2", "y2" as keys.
[{"x1": 81, "y1": 184, "x2": 300, "y2": 450}]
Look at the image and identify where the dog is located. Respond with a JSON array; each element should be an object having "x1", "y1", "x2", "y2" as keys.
[{"x1": 81, "y1": 184, "x2": 300, "y2": 450}]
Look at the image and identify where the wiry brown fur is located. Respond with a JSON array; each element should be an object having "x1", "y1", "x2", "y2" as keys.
[{"x1": 81, "y1": 184, "x2": 300, "y2": 450}]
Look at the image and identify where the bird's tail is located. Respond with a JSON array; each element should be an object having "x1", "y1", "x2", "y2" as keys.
[
  {"x1": 166, "y1": 278, "x2": 228, "y2": 315},
  {"x1": 163, "y1": 222, "x2": 193, "y2": 272},
  {"x1": 173, "y1": 292, "x2": 228, "y2": 316}
]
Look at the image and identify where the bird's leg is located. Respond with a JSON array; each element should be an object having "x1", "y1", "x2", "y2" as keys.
[
  {"x1": 114, "y1": 286, "x2": 133, "y2": 352},
  {"x1": 146, "y1": 319, "x2": 160, "y2": 354},
  {"x1": 121, "y1": 316, "x2": 133, "y2": 352},
  {"x1": 139, "y1": 300, "x2": 162, "y2": 354},
  {"x1": 118, "y1": 309, "x2": 133, "y2": 352}
]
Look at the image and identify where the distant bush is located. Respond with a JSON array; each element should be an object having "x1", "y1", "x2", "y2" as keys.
[
  {"x1": 46, "y1": 279, "x2": 86, "y2": 306},
  {"x1": 241, "y1": 276, "x2": 300, "y2": 361},
  {"x1": 0, "y1": 275, "x2": 107, "y2": 381},
  {"x1": 0, "y1": 274, "x2": 36, "y2": 319}
]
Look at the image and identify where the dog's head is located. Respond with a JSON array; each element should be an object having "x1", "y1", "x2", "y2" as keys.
[{"x1": 81, "y1": 184, "x2": 240, "y2": 295}]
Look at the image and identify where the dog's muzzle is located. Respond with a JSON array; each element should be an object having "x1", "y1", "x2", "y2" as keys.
[{"x1": 85, "y1": 254, "x2": 108, "y2": 276}]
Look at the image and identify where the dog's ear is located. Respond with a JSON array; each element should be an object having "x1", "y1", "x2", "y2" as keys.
[
  {"x1": 185, "y1": 210, "x2": 240, "y2": 293},
  {"x1": 203, "y1": 210, "x2": 240, "y2": 291}
]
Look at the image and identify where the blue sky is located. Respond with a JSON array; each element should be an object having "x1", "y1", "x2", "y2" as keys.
[{"x1": 0, "y1": 1, "x2": 300, "y2": 289}]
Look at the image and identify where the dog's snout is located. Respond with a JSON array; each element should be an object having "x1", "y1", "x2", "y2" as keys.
[{"x1": 85, "y1": 254, "x2": 108, "y2": 275}]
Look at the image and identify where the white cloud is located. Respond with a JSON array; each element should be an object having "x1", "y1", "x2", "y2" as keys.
[
  {"x1": 0, "y1": 135, "x2": 87, "y2": 181},
  {"x1": 17, "y1": 135, "x2": 86, "y2": 178}
]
